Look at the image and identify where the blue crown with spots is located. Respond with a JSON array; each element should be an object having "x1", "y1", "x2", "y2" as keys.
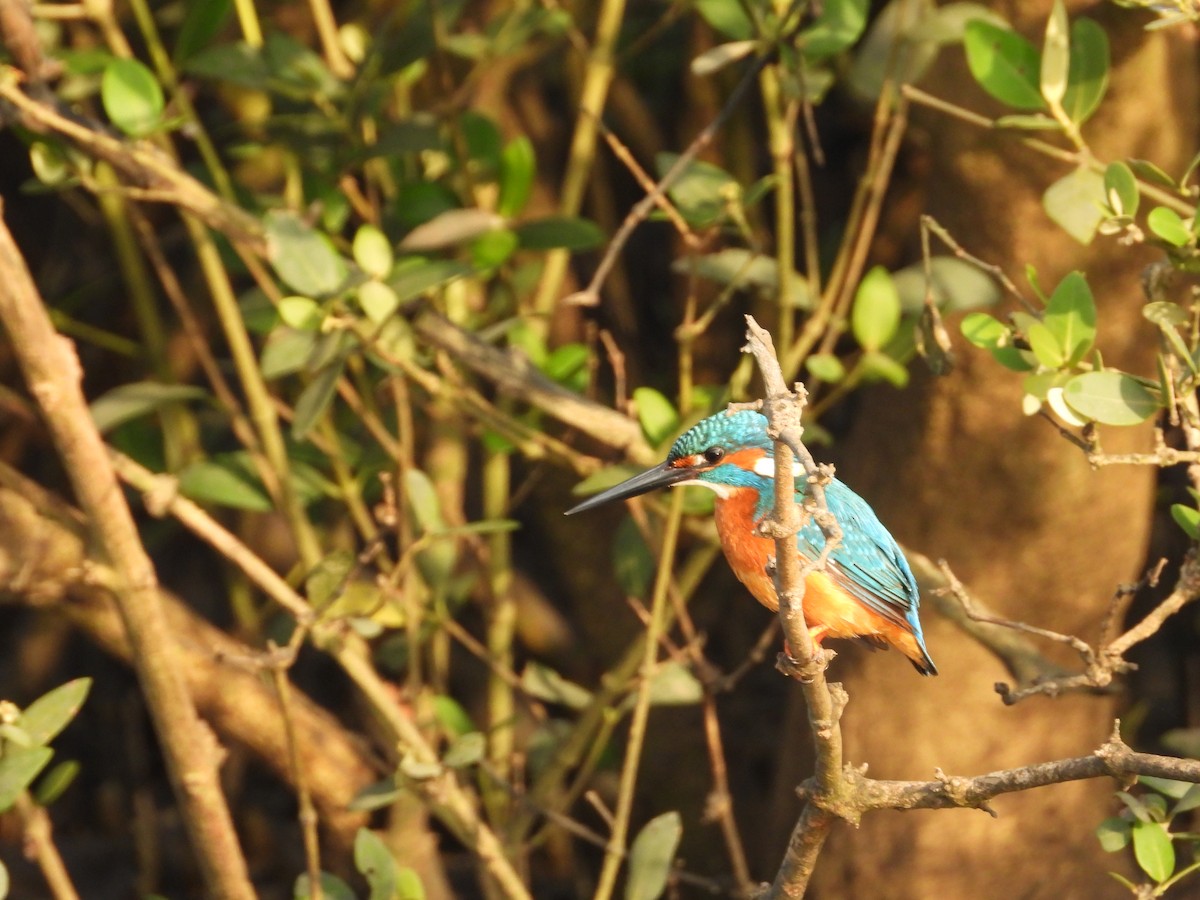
[{"x1": 667, "y1": 410, "x2": 773, "y2": 461}]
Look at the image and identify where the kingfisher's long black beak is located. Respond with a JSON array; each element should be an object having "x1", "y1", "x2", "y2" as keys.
[{"x1": 564, "y1": 462, "x2": 693, "y2": 516}]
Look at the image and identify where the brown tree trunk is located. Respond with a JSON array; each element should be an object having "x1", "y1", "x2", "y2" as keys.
[{"x1": 771, "y1": 11, "x2": 1199, "y2": 899}]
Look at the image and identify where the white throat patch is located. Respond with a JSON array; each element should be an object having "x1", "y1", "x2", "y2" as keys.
[
  {"x1": 751, "y1": 457, "x2": 804, "y2": 479},
  {"x1": 672, "y1": 478, "x2": 732, "y2": 498}
]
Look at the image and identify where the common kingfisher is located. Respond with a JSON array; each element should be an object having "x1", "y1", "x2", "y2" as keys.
[{"x1": 566, "y1": 410, "x2": 937, "y2": 675}]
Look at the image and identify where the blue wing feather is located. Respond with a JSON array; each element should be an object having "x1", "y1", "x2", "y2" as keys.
[{"x1": 794, "y1": 479, "x2": 921, "y2": 632}]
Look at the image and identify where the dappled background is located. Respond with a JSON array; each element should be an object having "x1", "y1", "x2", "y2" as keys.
[{"x1": 1, "y1": 0, "x2": 1200, "y2": 898}]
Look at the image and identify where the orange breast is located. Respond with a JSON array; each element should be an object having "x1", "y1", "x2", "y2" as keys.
[{"x1": 713, "y1": 489, "x2": 922, "y2": 658}]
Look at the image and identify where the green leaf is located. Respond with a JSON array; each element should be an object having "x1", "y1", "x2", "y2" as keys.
[
  {"x1": 521, "y1": 662, "x2": 592, "y2": 710},
  {"x1": 1042, "y1": 166, "x2": 1106, "y2": 244},
  {"x1": 572, "y1": 464, "x2": 643, "y2": 498},
  {"x1": 801, "y1": 0, "x2": 870, "y2": 61},
  {"x1": 292, "y1": 358, "x2": 345, "y2": 440},
  {"x1": 471, "y1": 229, "x2": 519, "y2": 270},
  {"x1": 390, "y1": 258, "x2": 470, "y2": 303},
  {"x1": 1132, "y1": 820, "x2": 1174, "y2": 883},
  {"x1": 355, "y1": 828, "x2": 398, "y2": 900},
  {"x1": 961, "y1": 312, "x2": 1009, "y2": 349},
  {"x1": 1061, "y1": 18, "x2": 1109, "y2": 124},
  {"x1": 1044, "y1": 272, "x2": 1096, "y2": 365},
  {"x1": 514, "y1": 216, "x2": 605, "y2": 251},
  {"x1": 963, "y1": 20, "x2": 1045, "y2": 110},
  {"x1": 892, "y1": 256, "x2": 1001, "y2": 314},
  {"x1": 860, "y1": 351, "x2": 910, "y2": 387},
  {"x1": 90, "y1": 382, "x2": 209, "y2": 433},
  {"x1": 656, "y1": 153, "x2": 738, "y2": 228},
  {"x1": 634, "y1": 387, "x2": 680, "y2": 446},
  {"x1": 1040, "y1": 0, "x2": 1069, "y2": 106},
  {"x1": 101, "y1": 58, "x2": 165, "y2": 137},
  {"x1": 0, "y1": 747, "x2": 53, "y2": 812},
  {"x1": 1171, "y1": 504, "x2": 1200, "y2": 539},
  {"x1": 614, "y1": 516, "x2": 655, "y2": 598},
  {"x1": 19, "y1": 679, "x2": 92, "y2": 746},
  {"x1": 347, "y1": 778, "x2": 404, "y2": 812},
  {"x1": 1140, "y1": 776, "x2": 1195, "y2": 799},
  {"x1": 1144, "y1": 301, "x2": 1189, "y2": 328},
  {"x1": 33, "y1": 760, "x2": 80, "y2": 806},
  {"x1": 431, "y1": 695, "x2": 476, "y2": 738},
  {"x1": 175, "y1": 0, "x2": 233, "y2": 63},
  {"x1": 625, "y1": 811, "x2": 683, "y2": 900},
  {"x1": 184, "y1": 41, "x2": 270, "y2": 90},
  {"x1": 851, "y1": 266, "x2": 901, "y2": 352},
  {"x1": 694, "y1": 0, "x2": 755, "y2": 40},
  {"x1": 278, "y1": 295, "x2": 323, "y2": 331},
  {"x1": 1148, "y1": 206, "x2": 1192, "y2": 248},
  {"x1": 1174, "y1": 783, "x2": 1200, "y2": 815},
  {"x1": 1104, "y1": 162, "x2": 1139, "y2": 217},
  {"x1": 498, "y1": 136, "x2": 536, "y2": 218},
  {"x1": 265, "y1": 211, "x2": 349, "y2": 297},
  {"x1": 646, "y1": 662, "x2": 703, "y2": 706},
  {"x1": 395, "y1": 868, "x2": 425, "y2": 900},
  {"x1": 806, "y1": 353, "x2": 846, "y2": 383},
  {"x1": 306, "y1": 549, "x2": 355, "y2": 608},
  {"x1": 261, "y1": 327, "x2": 317, "y2": 379},
  {"x1": 1096, "y1": 817, "x2": 1131, "y2": 853},
  {"x1": 1130, "y1": 159, "x2": 1177, "y2": 190},
  {"x1": 443, "y1": 732, "x2": 486, "y2": 768},
  {"x1": 353, "y1": 225, "x2": 394, "y2": 279},
  {"x1": 178, "y1": 453, "x2": 274, "y2": 512},
  {"x1": 294, "y1": 872, "x2": 357, "y2": 900},
  {"x1": 1062, "y1": 371, "x2": 1159, "y2": 425},
  {"x1": 673, "y1": 249, "x2": 811, "y2": 309},
  {"x1": 358, "y1": 282, "x2": 400, "y2": 325}
]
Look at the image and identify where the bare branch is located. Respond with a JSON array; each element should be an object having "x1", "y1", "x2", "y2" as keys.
[{"x1": 0, "y1": 200, "x2": 256, "y2": 898}]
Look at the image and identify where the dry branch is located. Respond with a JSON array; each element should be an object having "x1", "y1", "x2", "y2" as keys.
[
  {"x1": 0, "y1": 469, "x2": 375, "y2": 852},
  {"x1": 0, "y1": 202, "x2": 254, "y2": 898}
]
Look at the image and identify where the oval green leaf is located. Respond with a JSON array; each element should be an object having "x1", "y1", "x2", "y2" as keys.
[
  {"x1": 1040, "y1": 0, "x2": 1069, "y2": 106},
  {"x1": 515, "y1": 216, "x2": 605, "y2": 251},
  {"x1": 806, "y1": 353, "x2": 846, "y2": 383},
  {"x1": 1062, "y1": 371, "x2": 1159, "y2": 425},
  {"x1": 961, "y1": 312, "x2": 1008, "y2": 349},
  {"x1": 498, "y1": 136, "x2": 536, "y2": 218},
  {"x1": 355, "y1": 827, "x2": 398, "y2": 900},
  {"x1": 353, "y1": 225, "x2": 394, "y2": 278},
  {"x1": 90, "y1": 382, "x2": 209, "y2": 434},
  {"x1": 963, "y1": 20, "x2": 1045, "y2": 110},
  {"x1": 1044, "y1": 271, "x2": 1096, "y2": 365},
  {"x1": 851, "y1": 266, "x2": 901, "y2": 352},
  {"x1": 101, "y1": 58, "x2": 164, "y2": 137},
  {"x1": 633, "y1": 387, "x2": 680, "y2": 447},
  {"x1": 291, "y1": 359, "x2": 345, "y2": 440},
  {"x1": 19, "y1": 678, "x2": 92, "y2": 746},
  {"x1": 1171, "y1": 504, "x2": 1200, "y2": 540},
  {"x1": 1043, "y1": 166, "x2": 1106, "y2": 245},
  {"x1": 265, "y1": 211, "x2": 348, "y2": 296},
  {"x1": 626, "y1": 811, "x2": 683, "y2": 900},
  {"x1": 1104, "y1": 162, "x2": 1138, "y2": 218},
  {"x1": 1132, "y1": 820, "x2": 1174, "y2": 883},
  {"x1": 1148, "y1": 206, "x2": 1191, "y2": 248},
  {"x1": 1062, "y1": 18, "x2": 1109, "y2": 124},
  {"x1": 33, "y1": 759, "x2": 80, "y2": 806},
  {"x1": 0, "y1": 747, "x2": 54, "y2": 812}
]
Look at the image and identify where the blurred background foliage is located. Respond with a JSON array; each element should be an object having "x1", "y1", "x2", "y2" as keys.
[{"x1": 1, "y1": 0, "x2": 1200, "y2": 897}]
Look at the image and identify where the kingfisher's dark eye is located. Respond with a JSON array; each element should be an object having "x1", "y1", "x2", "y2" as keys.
[{"x1": 703, "y1": 447, "x2": 725, "y2": 464}]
